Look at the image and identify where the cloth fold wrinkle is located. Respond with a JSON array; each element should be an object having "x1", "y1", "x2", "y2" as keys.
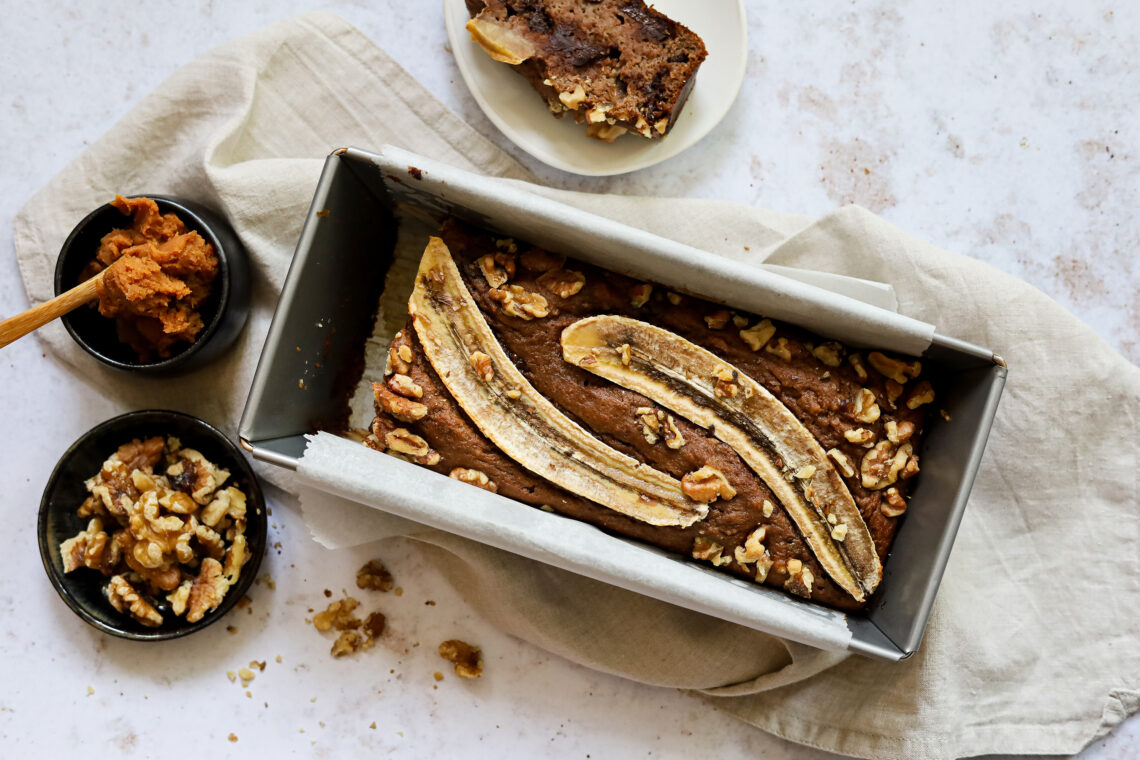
[{"x1": 11, "y1": 11, "x2": 1138, "y2": 760}]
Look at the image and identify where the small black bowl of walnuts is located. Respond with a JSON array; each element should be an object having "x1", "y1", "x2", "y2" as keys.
[{"x1": 38, "y1": 410, "x2": 267, "y2": 640}]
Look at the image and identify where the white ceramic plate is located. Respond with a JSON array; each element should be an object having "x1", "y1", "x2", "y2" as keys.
[{"x1": 444, "y1": 0, "x2": 748, "y2": 176}]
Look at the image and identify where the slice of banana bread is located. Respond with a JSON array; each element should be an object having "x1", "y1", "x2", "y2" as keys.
[{"x1": 465, "y1": 0, "x2": 707, "y2": 141}]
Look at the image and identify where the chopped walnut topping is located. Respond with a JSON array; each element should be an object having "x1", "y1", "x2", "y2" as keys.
[
  {"x1": 733, "y1": 526, "x2": 769, "y2": 567},
  {"x1": 732, "y1": 314, "x2": 749, "y2": 329},
  {"x1": 387, "y1": 373, "x2": 423, "y2": 399},
  {"x1": 385, "y1": 429, "x2": 431, "y2": 458},
  {"x1": 488, "y1": 285, "x2": 550, "y2": 319},
  {"x1": 861, "y1": 441, "x2": 914, "y2": 491},
  {"x1": 495, "y1": 238, "x2": 518, "y2": 254},
  {"x1": 848, "y1": 353, "x2": 868, "y2": 380},
  {"x1": 313, "y1": 597, "x2": 361, "y2": 632},
  {"x1": 704, "y1": 310, "x2": 731, "y2": 330},
  {"x1": 536, "y1": 269, "x2": 586, "y2": 299},
  {"x1": 906, "y1": 381, "x2": 936, "y2": 410},
  {"x1": 900, "y1": 454, "x2": 921, "y2": 480},
  {"x1": 762, "y1": 500, "x2": 775, "y2": 518},
  {"x1": 666, "y1": 292, "x2": 683, "y2": 306},
  {"x1": 439, "y1": 640, "x2": 483, "y2": 678},
  {"x1": 618, "y1": 344, "x2": 631, "y2": 366},
  {"x1": 793, "y1": 465, "x2": 816, "y2": 480},
  {"x1": 519, "y1": 248, "x2": 564, "y2": 272},
  {"x1": 764, "y1": 337, "x2": 793, "y2": 362},
  {"x1": 634, "y1": 407, "x2": 661, "y2": 444},
  {"x1": 853, "y1": 388, "x2": 881, "y2": 424},
  {"x1": 106, "y1": 575, "x2": 163, "y2": 627},
  {"x1": 827, "y1": 448, "x2": 855, "y2": 478},
  {"x1": 713, "y1": 367, "x2": 740, "y2": 399},
  {"x1": 469, "y1": 351, "x2": 494, "y2": 382},
  {"x1": 628, "y1": 283, "x2": 653, "y2": 308},
  {"x1": 868, "y1": 352, "x2": 922, "y2": 384},
  {"x1": 681, "y1": 466, "x2": 736, "y2": 503},
  {"x1": 738, "y1": 319, "x2": 776, "y2": 351},
  {"x1": 387, "y1": 342, "x2": 411, "y2": 375},
  {"x1": 881, "y1": 487, "x2": 908, "y2": 517},
  {"x1": 449, "y1": 468, "x2": 498, "y2": 493},
  {"x1": 661, "y1": 415, "x2": 685, "y2": 449},
  {"x1": 784, "y1": 561, "x2": 814, "y2": 598},
  {"x1": 476, "y1": 253, "x2": 515, "y2": 288},
  {"x1": 884, "y1": 379, "x2": 904, "y2": 408},
  {"x1": 558, "y1": 83, "x2": 587, "y2": 109},
  {"x1": 811, "y1": 342, "x2": 844, "y2": 367},
  {"x1": 373, "y1": 384, "x2": 428, "y2": 423},
  {"x1": 831, "y1": 523, "x2": 849, "y2": 541},
  {"x1": 885, "y1": 420, "x2": 916, "y2": 444},
  {"x1": 691, "y1": 537, "x2": 731, "y2": 566},
  {"x1": 397, "y1": 344, "x2": 413, "y2": 364},
  {"x1": 844, "y1": 427, "x2": 875, "y2": 446},
  {"x1": 356, "y1": 560, "x2": 394, "y2": 592}
]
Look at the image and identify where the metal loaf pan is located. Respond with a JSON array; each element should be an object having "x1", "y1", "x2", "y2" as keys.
[{"x1": 240, "y1": 146, "x2": 1006, "y2": 661}]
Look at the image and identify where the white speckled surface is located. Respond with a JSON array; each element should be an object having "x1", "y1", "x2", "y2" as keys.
[{"x1": 0, "y1": 2, "x2": 1135, "y2": 757}]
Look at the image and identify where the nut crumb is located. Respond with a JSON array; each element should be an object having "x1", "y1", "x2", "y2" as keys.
[{"x1": 228, "y1": 733, "x2": 238, "y2": 743}]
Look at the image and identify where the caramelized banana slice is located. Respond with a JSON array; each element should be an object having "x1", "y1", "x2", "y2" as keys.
[
  {"x1": 561, "y1": 315, "x2": 882, "y2": 601},
  {"x1": 466, "y1": 17, "x2": 536, "y2": 65},
  {"x1": 409, "y1": 239, "x2": 706, "y2": 528}
]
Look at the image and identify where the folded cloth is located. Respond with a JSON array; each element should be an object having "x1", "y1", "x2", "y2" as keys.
[{"x1": 13, "y1": 12, "x2": 1138, "y2": 760}]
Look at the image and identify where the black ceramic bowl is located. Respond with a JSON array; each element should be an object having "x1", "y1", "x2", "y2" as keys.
[
  {"x1": 53, "y1": 195, "x2": 251, "y2": 375},
  {"x1": 38, "y1": 410, "x2": 267, "y2": 641}
]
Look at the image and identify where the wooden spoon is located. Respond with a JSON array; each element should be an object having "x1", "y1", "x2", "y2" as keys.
[{"x1": 0, "y1": 269, "x2": 106, "y2": 348}]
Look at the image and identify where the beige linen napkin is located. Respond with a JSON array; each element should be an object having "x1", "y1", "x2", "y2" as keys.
[{"x1": 13, "y1": 12, "x2": 1138, "y2": 760}]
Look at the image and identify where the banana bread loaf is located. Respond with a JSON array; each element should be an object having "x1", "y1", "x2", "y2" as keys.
[
  {"x1": 367, "y1": 220, "x2": 935, "y2": 611},
  {"x1": 464, "y1": 0, "x2": 707, "y2": 141}
]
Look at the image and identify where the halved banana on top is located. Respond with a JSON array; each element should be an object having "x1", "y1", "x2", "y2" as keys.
[
  {"x1": 561, "y1": 315, "x2": 882, "y2": 602},
  {"x1": 409, "y1": 238, "x2": 707, "y2": 528}
]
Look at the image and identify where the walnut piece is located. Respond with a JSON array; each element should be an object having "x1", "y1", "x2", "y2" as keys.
[
  {"x1": 387, "y1": 340, "x2": 412, "y2": 375},
  {"x1": 449, "y1": 468, "x2": 498, "y2": 493},
  {"x1": 712, "y1": 367, "x2": 740, "y2": 399},
  {"x1": 739, "y1": 319, "x2": 776, "y2": 351},
  {"x1": 881, "y1": 487, "x2": 908, "y2": 517},
  {"x1": 783, "y1": 560, "x2": 814, "y2": 599},
  {"x1": 387, "y1": 373, "x2": 423, "y2": 399},
  {"x1": 764, "y1": 337, "x2": 793, "y2": 362},
  {"x1": 373, "y1": 383, "x2": 428, "y2": 423},
  {"x1": 848, "y1": 353, "x2": 868, "y2": 379},
  {"x1": 844, "y1": 427, "x2": 875, "y2": 446},
  {"x1": 469, "y1": 351, "x2": 494, "y2": 382},
  {"x1": 885, "y1": 420, "x2": 916, "y2": 444},
  {"x1": 628, "y1": 283, "x2": 653, "y2": 308},
  {"x1": 186, "y1": 557, "x2": 228, "y2": 623},
  {"x1": 536, "y1": 269, "x2": 586, "y2": 299},
  {"x1": 681, "y1": 466, "x2": 736, "y2": 503},
  {"x1": 476, "y1": 253, "x2": 515, "y2": 288},
  {"x1": 860, "y1": 441, "x2": 914, "y2": 491},
  {"x1": 868, "y1": 351, "x2": 921, "y2": 384},
  {"x1": 385, "y1": 429, "x2": 431, "y2": 458},
  {"x1": 439, "y1": 639, "x2": 483, "y2": 678},
  {"x1": 313, "y1": 597, "x2": 361, "y2": 632},
  {"x1": 906, "y1": 381, "x2": 936, "y2": 410},
  {"x1": 488, "y1": 285, "x2": 550, "y2": 320},
  {"x1": 853, "y1": 388, "x2": 881, "y2": 424},
  {"x1": 356, "y1": 560, "x2": 394, "y2": 592},
  {"x1": 811, "y1": 342, "x2": 844, "y2": 367},
  {"x1": 106, "y1": 575, "x2": 163, "y2": 627},
  {"x1": 704, "y1": 309, "x2": 731, "y2": 330},
  {"x1": 691, "y1": 537, "x2": 731, "y2": 567}
]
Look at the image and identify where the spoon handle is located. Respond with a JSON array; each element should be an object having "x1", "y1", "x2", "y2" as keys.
[{"x1": 0, "y1": 273, "x2": 102, "y2": 348}]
